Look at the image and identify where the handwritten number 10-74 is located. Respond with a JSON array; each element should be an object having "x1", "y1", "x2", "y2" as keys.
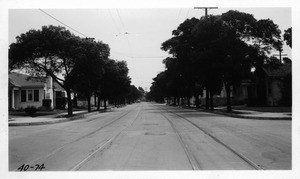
[{"x1": 17, "y1": 164, "x2": 45, "y2": 171}]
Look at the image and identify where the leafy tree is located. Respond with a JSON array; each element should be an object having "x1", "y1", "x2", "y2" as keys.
[
  {"x1": 9, "y1": 25, "x2": 82, "y2": 116},
  {"x1": 284, "y1": 27, "x2": 292, "y2": 48},
  {"x1": 138, "y1": 87, "x2": 145, "y2": 98},
  {"x1": 192, "y1": 15, "x2": 224, "y2": 109},
  {"x1": 113, "y1": 61, "x2": 131, "y2": 106},
  {"x1": 68, "y1": 38, "x2": 109, "y2": 112},
  {"x1": 99, "y1": 59, "x2": 131, "y2": 109},
  {"x1": 147, "y1": 71, "x2": 168, "y2": 103},
  {"x1": 127, "y1": 85, "x2": 142, "y2": 103},
  {"x1": 161, "y1": 18, "x2": 200, "y2": 106},
  {"x1": 150, "y1": 10, "x2": 283, "y2": 111}
]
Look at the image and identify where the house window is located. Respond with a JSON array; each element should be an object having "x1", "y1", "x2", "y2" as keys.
[
  {"x1": 28, "y1": 90, "x2": 33, "y2": 101},
  {"x1": 21, "y1": 90, "x2": 26, "y2": 102},
  {"x1": 34, "y1": 90, "x2": 39, "y2": 102}
]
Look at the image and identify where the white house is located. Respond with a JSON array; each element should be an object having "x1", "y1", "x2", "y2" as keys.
[{"x1": 9, "y1": 72, "x2": 65, "y2": 110}]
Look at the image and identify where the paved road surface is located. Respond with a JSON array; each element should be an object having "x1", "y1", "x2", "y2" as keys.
[{"x1": 9, "y1": 102, "x2": 291, "y2": 171}]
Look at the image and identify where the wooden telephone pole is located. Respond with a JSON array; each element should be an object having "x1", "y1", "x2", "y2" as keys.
[
  {"x1": 194, "y1": 7, "x2": 218, "y2": 18},
  {"x1": 193, "y1": 7, "x2": 218, "y2": 110}
]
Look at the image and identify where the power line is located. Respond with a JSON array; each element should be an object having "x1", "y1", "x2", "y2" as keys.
[
  {"x1": 176, "y1": 8, "x2": 182, "y2": 24},
  {"x1": 193, "y1": 9, "x2": 198, "y2": 17},
  {"x1": 185, "y1": 8, "x2": 191, "y2": 19},
  {"x1": 39, "y1": 9, "x2": 89, "y2": 38},
  {"x1": 108, "y1": 9, "x2": 121, "y2": 34},
  {"x1": 115, "y1": 9, "x2": 132, "y2": 55},
  {"x1": 116, "y1": 9, "x2": 126, "y2": 33}
]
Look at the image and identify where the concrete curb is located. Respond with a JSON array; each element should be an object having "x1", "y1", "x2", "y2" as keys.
[
  {"x1": 205, "y1": 109, "x2": 292, "y2": 120},
  {"x1": 179, "y1": 106, "x2": 292, "y2": 120},
  {"x1": 9, "y1": 111, "x2": 100, "y2": 127}
]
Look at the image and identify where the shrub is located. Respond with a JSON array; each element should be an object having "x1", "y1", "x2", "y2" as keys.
[
  {"x1": 24, "y1": 106, "x2": 37, "y2": 116},
  {"x1": 37, "y1": 106, "x2": 53, "y2": 111},
  {"x1": 42, "y1": 99, "x2": 52, "y2": 108}
]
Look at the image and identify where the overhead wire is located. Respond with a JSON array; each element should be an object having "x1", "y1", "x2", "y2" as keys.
[
  {"x1": 108, "y1": 9, "x2": 121, "y2": 35},
  {"x1": 176, "y1": 8, "x2": 182, "y2": 25},
  {"x1": 115, "y1": 8, "x2": 132, "y2": 55},
  {"x1": 185, "y1": 8, "x2": 191, "y2": 19},
  {"x1": 116, "y1": 9, "x2": 127, "y2": 33},
  {"x1": 38, "y1": 9, "x2": 89, "y2": 38},
  {"x1": 38, "y1": 9, "x2": 172, "y2": 61}
]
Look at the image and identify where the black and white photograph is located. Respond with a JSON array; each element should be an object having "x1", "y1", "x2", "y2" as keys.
[{"x1": 1, "y1": 0, "x2": 299, "y2": 178}]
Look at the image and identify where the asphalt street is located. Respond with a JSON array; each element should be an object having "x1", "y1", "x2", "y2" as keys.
[{"x1": 9, "y1": 102, "x2": 291, "y2": 171}]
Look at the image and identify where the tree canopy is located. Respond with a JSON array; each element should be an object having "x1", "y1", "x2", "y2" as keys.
[
  {"x1": 284, "y1": 27, "x2": 292, "y2": 48},
  {"x1": 9, "y1": 25, "x2": 80, "y2": 115},
  {"x1": 147, "y1": 10, "x2": 284, "y2": 111},
  {"x1": 9, "y1": 25, "x2": 139, "y2": 114}
]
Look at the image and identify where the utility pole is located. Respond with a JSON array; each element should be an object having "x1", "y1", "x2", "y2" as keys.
[
  {"x1": 194, "y1": 7, "x2": 218, "y2": 18},
  {"x1": 274, "y1": 50, "x2": 288, "y2": 63},
  {"x1": 194, "y1": 7, "x2": 217, "y2": 110}
]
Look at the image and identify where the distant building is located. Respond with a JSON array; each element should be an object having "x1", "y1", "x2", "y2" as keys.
[
  {"x1": 190, "y1": 63, "x2": 291, "y2": 107},
  {"x1": 9, "y1": 72, "x2": 66, "y2": 110},
  {"x1": 250, "y1": 63, "x2": 292, "y2": 106}
]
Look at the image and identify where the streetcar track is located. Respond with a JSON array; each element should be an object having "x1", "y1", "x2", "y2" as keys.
[
  {"x1": 160, "y1": 112, "x2": 201, "y2": 170},
  {"x1": 159, "y1": 105, "x2": 264, "y2": 170},
  {"x1": 14, "y1": 104, "x2": 141, "y2": 171},
  {"x1": 70, "y1": 108, "x2": 142, "y2": 171}
]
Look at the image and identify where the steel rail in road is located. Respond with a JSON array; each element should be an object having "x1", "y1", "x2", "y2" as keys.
[
  {"x1": 70, "y1": 108, "x2": 142, "y2": 170},
  {"x1": 14, "y1": 104, "x2": 141, "y2": 171},
  {"x1": 161, "y1": 112, "x2": 201, "y2": 170},
  {"x1": 160, "y1": 105, "x2": 264, "y2": 170}
]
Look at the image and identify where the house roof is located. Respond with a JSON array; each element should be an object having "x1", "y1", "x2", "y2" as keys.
[
  {"x1": 53, "y1": 81, "x2": 65, "y2": 91},
  {"x1": 9, "y1": 72, "x2": 45, "y2": 88},
  {"x1": 262, "y1": 64, "x2": 291, "y2": 78}
]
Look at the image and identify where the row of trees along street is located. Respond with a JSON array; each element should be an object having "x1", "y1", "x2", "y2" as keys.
[
  {"x1": 9, "y1": 25, "x2": 143, "y2": 115},
  {"x1": 146, "y1": 10, "x2": 292, "y2": 111}
]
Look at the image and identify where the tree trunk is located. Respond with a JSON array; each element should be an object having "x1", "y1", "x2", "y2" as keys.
[
  {"x1": 173, "y1": 96, "x2": 176, "y2": 105},
  {"x1": 209, "y1": 90, "x2": 214, "y2": 110},
  {"x1": 195, "y1": 93, "x2": 200, "y2": 108},
  {"x1": 73, "y1": 93, "x2": 77, "y2": 108},
  {"x1": 104, "y1": 99, "x2": 107, "y2": 110},
  {"x1": 87, "y1": 95, "x2": 91, "y2": 112},
  {"x1": 205, "y1": 89, "x2": 209, "y2": 110},
  {"x1": 66, "y1": 89, "x2": 73, "y2": 116},
  {"x1": 225, "y1": 83, "x2": 232, "y2": 112},
  {"x1": 97, "y1": 96, "x2": 101, "y2": 111},
  {"x1": 177, "y1": 97, "x2": 180, "y2": 106}
]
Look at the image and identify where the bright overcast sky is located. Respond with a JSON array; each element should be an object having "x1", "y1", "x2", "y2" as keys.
[{"x1": 6, "y1": 5, "x2": 294, "y2": 91}]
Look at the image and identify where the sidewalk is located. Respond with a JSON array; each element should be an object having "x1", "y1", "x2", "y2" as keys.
[
  {"x1": 181, "y1": 105, "x2": 292, "y2": 120},
  {"x1": 8, "y1": 107, "x2": 117, "y2": 127}
]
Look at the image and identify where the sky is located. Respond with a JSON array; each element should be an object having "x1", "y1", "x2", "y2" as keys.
[{"x1": 8, "y1": 8, "x2": 292, "y2": 91}]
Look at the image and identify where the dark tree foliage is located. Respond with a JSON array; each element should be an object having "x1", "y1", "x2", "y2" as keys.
[
  {"x1": 149, "y1": 10, "x2": 284, "y2": 111},
  {"x1": 284, "y1": 27, "x2": 292, "y2": 48},
  {"x1": 9, "y1": 25, "x2": 80, "y2": 115},
  {"x1": 127, "y1": 85, "x2": 143, "y2": 103},
  {"x1": 99, "y1": 59, "x2": 131, "y2": 109},
  {"x1": 161, "y1": 18, "x2": 200, "y2": 106},
  {"x1": 147, "y1": 71, "x2": 168, "y2": 103},
  {"x1": 68, "y1": 39, "x2": 110, "y2": 112},
  {"x1": 9, "y1": 25, "x2": 136, "y2": 114}
]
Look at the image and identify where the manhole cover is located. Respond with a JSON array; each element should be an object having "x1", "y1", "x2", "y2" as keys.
[{"x1": 144, "y1": 132, "x2": 166, "y2": 136}]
